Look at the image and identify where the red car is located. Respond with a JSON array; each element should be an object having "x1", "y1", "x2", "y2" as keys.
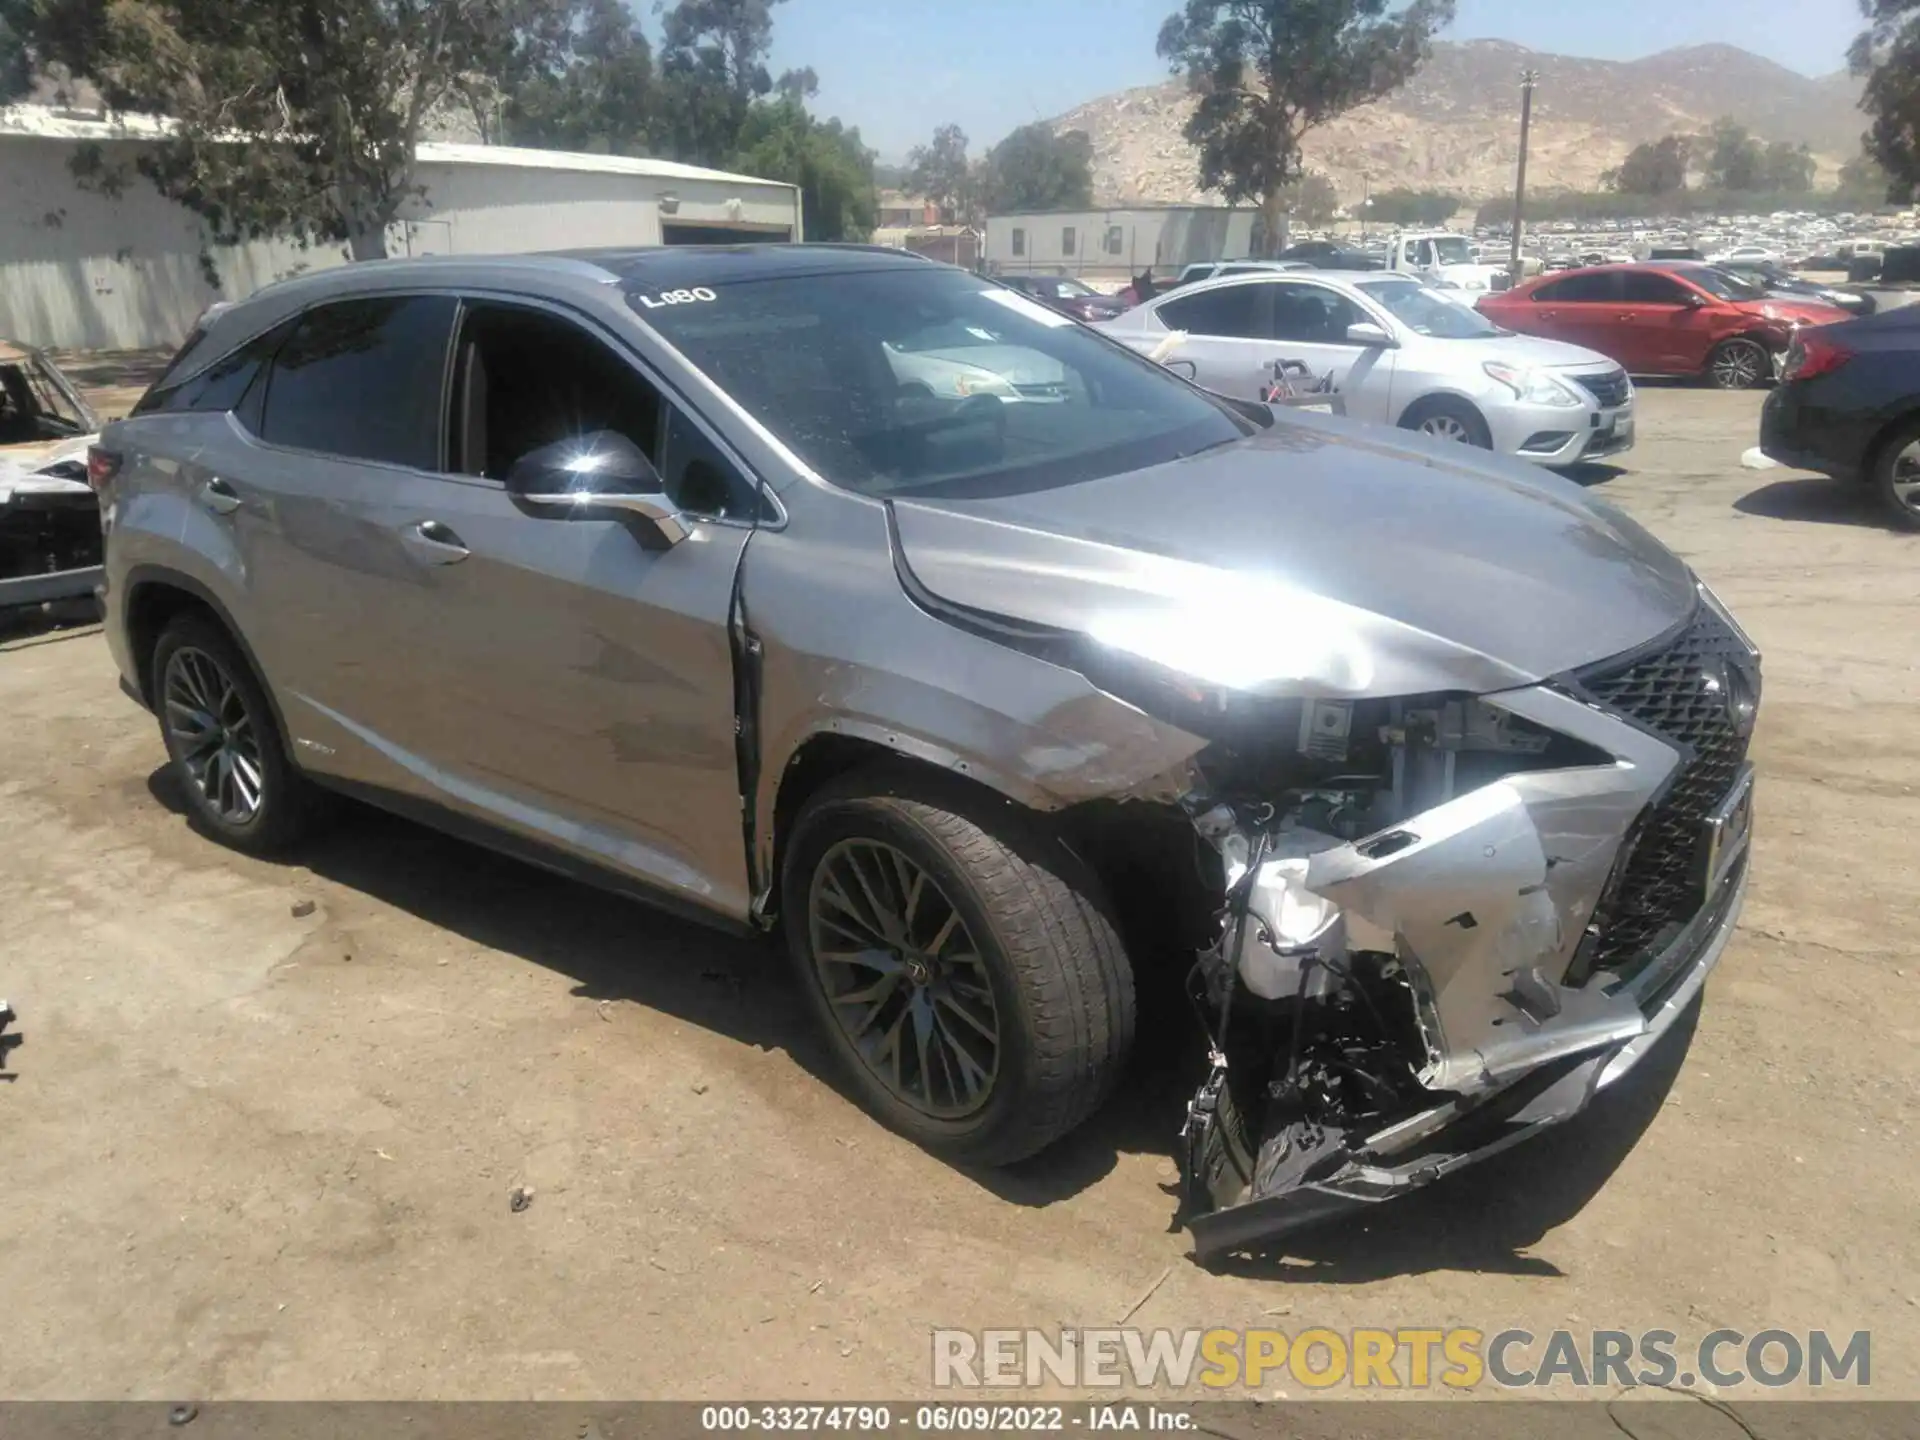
[{"x1": 1477, "y1": 263, "x2": 1851, "y2": 389}]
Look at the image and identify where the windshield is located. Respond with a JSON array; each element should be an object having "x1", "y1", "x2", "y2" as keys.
[
  {"x1": 1685, "y1": 267, "x2": 1755, "y2": 300},
  {"x1": 631, "y1": 267, "x2": 1250, "y2": 498},
  {"x1": 1432, "y1": 237, "x2": 1474, "y2": 265},
  {"x1": 1357, "y1": 279, "x2": 1502, "y2": 339}
]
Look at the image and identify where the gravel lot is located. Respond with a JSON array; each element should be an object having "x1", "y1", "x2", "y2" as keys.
[{"x1": 3, "y1": 376, "x2": 1917, "y2": 1402}]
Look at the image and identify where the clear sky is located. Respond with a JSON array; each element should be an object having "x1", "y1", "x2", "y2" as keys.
[{"x1": 764, "y1": 0, "x2": 1864, "y2": 160}]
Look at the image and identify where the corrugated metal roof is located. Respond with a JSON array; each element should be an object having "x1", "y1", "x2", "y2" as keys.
[{"x1": 0, "y1": 104, "x2": 793, "y2": 190}]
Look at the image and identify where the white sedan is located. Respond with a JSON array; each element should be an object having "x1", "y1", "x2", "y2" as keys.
[
  {"x1": 1095, "y1": 270, "x2": 1635, "y2": 467},
  {"x1": 1707, "y1": 244, "x2": 1783, "y2": 267}
]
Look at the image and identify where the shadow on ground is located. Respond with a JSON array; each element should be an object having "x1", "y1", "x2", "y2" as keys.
[
  {"x1": 146, "y1": 766, "x2": 1689, "y2": 1279},
  {"x1": 1735, "y1": 477, "x2": 1891, "y2": 528},
  {"x1": 1204, "y1": 998, "x2": 1697, "y2": 1282},
  {"x1": 1563, "y1": 461, "x2": 1628, "y2": 488}
]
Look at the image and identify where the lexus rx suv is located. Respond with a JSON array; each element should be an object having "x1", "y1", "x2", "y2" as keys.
[{"x1": 96, "y1": 246, "x2": 1760, "y2": 1255}]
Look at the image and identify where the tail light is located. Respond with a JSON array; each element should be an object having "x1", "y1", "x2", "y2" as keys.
[
  {"x1": 86, "y1": 445, "x2": 121, "y2": 492},
  {"x1": 1781, "y1": 333, "x2": 1853, "y2": 383}
]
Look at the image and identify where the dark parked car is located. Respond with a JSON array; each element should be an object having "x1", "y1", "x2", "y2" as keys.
[
  {"x1": 1760, "y1": 305, "x2": 1920, "y2": 528},
  {"x1": 1280, "y1": 239, "x2": 1385, "y2": 270},
  {"x1": 993, "y1": 273, "x2": 1127, "y2": 322},
  {"x1": 1707, "y1": 260, "x2": 1875, "y2": 317},
  {"x1": 1478, "y1": 263, "x2": 1851, "y2": 388}
]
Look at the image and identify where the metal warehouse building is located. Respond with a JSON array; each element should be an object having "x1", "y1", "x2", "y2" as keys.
[
  {"x1": 984, "y1": 205, "x2": 1265, "y2": 282},
  {"x1": 0, "y1": 105, "x2": 803, "y2": 350}
]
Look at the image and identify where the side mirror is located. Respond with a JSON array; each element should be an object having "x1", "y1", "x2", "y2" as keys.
[
  {"x1": 505, "y1": 430, "x2": 689, "y2": 546},
  {"x1": 1163, "y1": 358, "x2": 1199, "y2": 380},
  {"x1": 1684, "y1": 292, "x2": 1710, "y2": 308},
  {"x1": 1345, "y1": 322, "x2": 1397, "y2": 348}
]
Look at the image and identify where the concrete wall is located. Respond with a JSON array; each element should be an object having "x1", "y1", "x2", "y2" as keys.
[
  {"x1": 984, "y1": 207, "x2": 1260, "y2": 279},
  {"x1": 0, "y1": 136, "x2": 800, "y2": 350}
]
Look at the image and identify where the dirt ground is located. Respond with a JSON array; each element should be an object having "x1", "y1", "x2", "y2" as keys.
[{"x1": 3, "y1": 370, "x2": 1917, "y2": 1403}]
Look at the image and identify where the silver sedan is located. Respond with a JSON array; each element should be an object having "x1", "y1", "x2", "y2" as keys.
[{"x1": 1097, "y1": 269, "x2": 1635, "y2": 466}]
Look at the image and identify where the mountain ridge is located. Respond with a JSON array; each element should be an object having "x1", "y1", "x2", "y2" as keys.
[{"x1": 1052, "y1": 39, "x2": 1868, "y2": 207}]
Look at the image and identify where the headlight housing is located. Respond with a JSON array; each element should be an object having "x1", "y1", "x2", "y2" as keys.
[{"x1": 1483, "y1": 361, "x2": 1583, "y2": 407}]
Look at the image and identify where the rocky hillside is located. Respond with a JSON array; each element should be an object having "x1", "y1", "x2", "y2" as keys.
[{"x1": 1056, "y1": 40, "x2": 1866, "y2": 206}]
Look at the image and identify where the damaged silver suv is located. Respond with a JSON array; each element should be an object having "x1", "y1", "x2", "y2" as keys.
[{"x1": 96, "y1": 246, "x2": 1758, "y2": 1255}]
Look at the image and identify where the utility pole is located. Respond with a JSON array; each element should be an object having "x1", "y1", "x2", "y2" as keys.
[{"x1": 1508, "y1": 69, "x2": 1538, "y2": 289}]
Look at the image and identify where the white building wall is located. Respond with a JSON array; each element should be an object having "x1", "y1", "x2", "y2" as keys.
[{"x1": 0, "y1": 134, "x2": 800, "y2": 350}]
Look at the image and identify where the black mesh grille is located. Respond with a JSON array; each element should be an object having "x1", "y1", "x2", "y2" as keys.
[
  {"x1": 1576, "y1": 603, "x2": 1754, "y2": 975},
  {"x1": 1571, "y1": 369, "x2": 1631, "y2": 409}
]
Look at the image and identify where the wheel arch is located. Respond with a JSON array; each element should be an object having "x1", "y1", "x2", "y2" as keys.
[
  {"x1": 1858, "y1": 405, "x2": 1920, "y2": 485},
  {"x1": 122, "y1": 566, "x2": 295, "y2": 755},
  {"x1": 759, "y1": 727, "x2": 1056, "y2": 924}
]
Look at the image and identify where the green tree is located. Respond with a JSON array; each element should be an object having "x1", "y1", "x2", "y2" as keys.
[
  {"x1": 1156, "y1": 0, "x2": 1454, "y2": 256},
  {"x1": 1280, "y1": 171, "x2": 1341, "y2": 224},
  {"x1": 1701, "y1": 117, "x2": 1766, "y2": 192},
  {"x1": 504, "y1": 0, "x2": 658, "y2": 155},
  {"x1": 0, "y1": 0, "x2": 574, "y2": 262},
  {"x1": 1367, "y1": 186, "x2": 1461, "y2": 226},
  {"x1": 1852, "y1": 0, "x2": 1920, "y2": 202},
  {"x1": 1606, "y1": 134, "x2": 1690, "y2": 195},
  {"x1": 654, "y1": 0, "x2": 788, "y2": 166},
  {"x1": 1838, "y1": 150, "x2": 1894, "y2": 204},
  {"x1": 906, "y1": 123, "x2": 975, "y2": 223},
  {"x1": 1760, "y1": 139, "x2": 1816, "y2": 193},
  {"x1": 978, "y1": 123, "x2": 1093, "y2": 213},
  {"x1": 731, "y1": 95, "x2": 876, "y2": 241}
]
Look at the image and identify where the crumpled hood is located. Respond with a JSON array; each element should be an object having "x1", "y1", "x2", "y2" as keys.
[{"x1": 890, "y1": 413, "x2": 1697, "y2": 699}]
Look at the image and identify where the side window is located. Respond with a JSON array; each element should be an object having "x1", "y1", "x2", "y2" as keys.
[
  {"x1": 1267, "y1": 284, "x2": 1367, "y2": 344},
  {"x1": 1062, "y1": 226, "x2": 1076, "y2": 256},
  {"x1": 1533, "y1": 272, "x2": 1617, "y2": 303},
  {"x1": 658, "y1": 407, "x2": 759, "y2": 520},
  {"x1": 1011, "y1": 228, "x2": 1025, "y2": 257},
  {"x1": 1104, "y1": 225, "x2": 1124, "y2": 255},
  {"x1": 259, "y1": 296, "x2": 455, "y2": 468},
  {"x1": 451, "y1": 300, "x2": 757, "y2": 520},
  {"x1": 1402, "y1": 240, "x2": 1419, "y2": 264},
  {"x1": 133, "y1": 320, "x2": 291, "y2": 418},
  {"x1": 1157, "y1": 282, "x2": 1269, "y2": 339},
  {"x1": 1620, "y1": 271, "x2": 1692, "y2": 305}
]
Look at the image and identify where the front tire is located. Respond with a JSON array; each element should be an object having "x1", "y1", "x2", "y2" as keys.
[
  {"x1": 1707, "y1": 337, "x2": 1771, "y2": 390},
  {"x1": 152, "y1": 613, "x2": 321, "y2": 855},
  {"x1": 1399, "y1": 396, "x2": 1493, "y2": 449},
  {"x1": 782, "y1": 767, "x2": 1134, "y2": 1166}
]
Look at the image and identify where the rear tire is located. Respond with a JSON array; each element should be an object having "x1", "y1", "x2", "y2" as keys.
[
  {"x1": 781, "y1": 766, "x2": 1135, "y2": 1167},
  {"x1": 1706, "y1": 337, "x2": 1771, "y2": 390},
  {"x1": 1399, "y1": 396, "x2": 1493, "y2": 449},
  {"x1": 151, "y1": 613, "x2": 322, "y2": 855},
  {"x1": 1868, "y1": 415, "x2": 1920, "y2": 532}
]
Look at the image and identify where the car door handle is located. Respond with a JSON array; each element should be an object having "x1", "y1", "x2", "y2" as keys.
[
  {"x1": 401, "y1": 519, "x2": 470, "y2": 565},
  {"x1": 199, "y1": 477, "x2": 242, "y2": 515}
]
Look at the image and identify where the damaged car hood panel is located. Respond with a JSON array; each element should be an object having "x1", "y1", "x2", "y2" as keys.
[{"x1": 892, "y1": 414, "x2": 1695, "y2": 694}]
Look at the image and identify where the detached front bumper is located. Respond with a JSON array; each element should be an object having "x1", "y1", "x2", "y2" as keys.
[{"x1": 1189, "y1": 855, "x2": 1748, "y2": 1258}]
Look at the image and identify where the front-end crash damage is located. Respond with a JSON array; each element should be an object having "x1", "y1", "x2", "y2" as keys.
[
  {"x1": 1168, "y1": 655, "x2": 1757, "y2": 1258},
  {"x1": 848, "y1": 480, "x2": 1760, "y2": 1257}
]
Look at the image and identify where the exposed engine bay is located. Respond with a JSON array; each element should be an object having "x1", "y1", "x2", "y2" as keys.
[{"x1": 1156, "y1": 647, "x2": 1755, "y2": 1258}]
